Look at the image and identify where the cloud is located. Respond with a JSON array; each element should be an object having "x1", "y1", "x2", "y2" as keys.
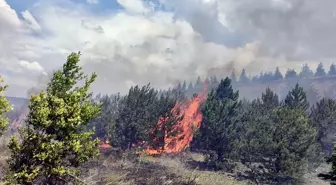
[
  {"x1": 21, "y1": 10, "x2": 41, "y2": 32},
  {"x1": 117, "y1": 0, "x2": 150, "y2": 14},
  {"x1": 86, "y1": 0, "x2": 98, "y2": 4},
  {"x1": 1, "y1": 0, "x2": 336, "y2": 97},
  {"x1": 19, "y1": 60, "x2": 44, "y2": 73}
]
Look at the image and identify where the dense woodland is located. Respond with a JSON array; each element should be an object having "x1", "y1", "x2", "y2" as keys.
[{"x1": 1, "y1": 53, "x2": 336, "y2": 184}]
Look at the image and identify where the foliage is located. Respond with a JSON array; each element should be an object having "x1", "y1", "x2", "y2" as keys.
[
  {"x1": 283, "y1": 83, "x2": 309, "y2": 111},
  {"x1": 239, "y1": 69, "x2": 249, "y2": 83},
  {"x1": 241, "y1": 104, "x2": 317, "y2": 184},
  {"x1": 88, "y1": 93, "x2": 121, "y2": 140},
  {"x1": 147, "y1": 93, "x2": 183, "y2": 151},
  {"x1": 315, "y1": 62, "x2": 327, "y2": 77},
  {"x1": 299, "y1": 64, "x2": 314, "y2": 78},
  {"x1": 310, "y1": 98, "x2": 336, "y2": 156},
  {"x1": 194, "y1": 77, "x2": 241, "y2": 166},
  {"x1": 5, "y1": 52, "x2": 101, "y2": 185},
  {"x1": 0, "y1": 77, "x2": 12, "y2": 136}
]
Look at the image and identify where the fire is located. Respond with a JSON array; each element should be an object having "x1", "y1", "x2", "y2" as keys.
[{"x1": 145, "y1": 88, "x2": 207, "y2": 155}]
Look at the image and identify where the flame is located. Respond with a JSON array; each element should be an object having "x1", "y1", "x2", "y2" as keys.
[
  {"x1": 99, "y1": 139, "x2": 112, "y2": 149},
  {"x1": 145, "y1": 87, "x2": 207, "y2": 155}
]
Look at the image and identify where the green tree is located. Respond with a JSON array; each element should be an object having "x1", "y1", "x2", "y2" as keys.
[
  {"x1": 261, "y1": 87, "x2": 280, "y2": 110},
  {"x1": 147, "y1": 93, "x2": 183, "y2": 151},
  {"x1": 310, "y1": 98, "x2": 336, "y2": 156},
  {"x1": 6, "y1": 52, "x2": 101, "y2": 185},
  {"x1": 315, "y1": 62, "x2": 327, "y2": 77},
  {"x1": 195, "y1": 76, "x2": 202, "y2": 88},
  {"x1": 0, "y1": 77, "x2": 12, "y2": 136},
  {"x1": 114, "y1": 84, "x2": 158, "y2": 150},
  {"x1": 274, "y1": 67, "x2": 283, "y2": 80},
  {"x1": 283, "y1": 83, "x2": 309, "y2": 111},
  {"x1": 188, "y1": 82, "x2": 193, "y2": 90},
  {"x1": 241, "y1": 106, "x2": 317, "y2": 184},
  {"x1": 89, "y1": 93, "x2": 121, "y2": 141},
  {"x1": 285, "y1": 69, "x2": 298, "y2": 79},
  {"x1": 329, "y1": 63, "x2": 336, "y2": 76},
  {"x1": 239, "y1": 68, "x2": 249, "y2": 83},
  {"x1": 230, "y1": 70, "x2": 237, "y2": 83},
  {"x1": 195, "y1": 77, "x2": 241, "y2": 165},
  {"x1": 299, "y1": 64, "x2": 314, "y2": 79},
  {"x1": 319, "y1": 145, "x2": 336, "y2": 185}
]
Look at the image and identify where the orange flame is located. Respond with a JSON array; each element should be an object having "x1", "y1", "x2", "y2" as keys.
[{"x1": 145, "y1": 87, "x2": 207, "y2": 155}]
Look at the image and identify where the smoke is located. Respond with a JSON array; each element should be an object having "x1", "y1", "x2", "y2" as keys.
[{"x1": 1, "y1": 0, "x2": 335, "y2": 96}]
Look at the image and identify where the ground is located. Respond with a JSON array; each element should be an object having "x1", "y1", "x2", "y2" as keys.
[{"x1": 0, "y1": 139, "x2": 331, "y2": 185}]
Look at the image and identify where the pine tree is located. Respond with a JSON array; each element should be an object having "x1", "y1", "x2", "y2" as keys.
[
  {"x1": 182, "y1": 80, "x2": 187, "y2": 90},
  {"x1": 6, "y1": 52, "x2": 101, "y2": 184},
  {"x1": 283, "y1": 83, "x2": 309, "y2": 111},
  {"x1": 315, "y1": 62, "x2": 326, "y2": 77},
  {"x1": 195, "y1": 76, "x2": 202, "y2": 88},
  {"x1": 195, "y1": 77, "x2": 241, "y2": 164},
  {"x1": 274, "y1": 67, "x2": 283, "y2": 80},
  {"x1": 148, "y1": 93, "x2": 183, "y2": 151},
  {"x1": 285, "y1": 69, "x2": 298, "y2": 79},
  {"x1": 0, "y1": 77, "x2": 11, "y2": 136},
  {"x1": 188, "y1": 82, "x2": 193, "y2": 90},
  {"x1": 310, "y1": 98, "x2": 336, "y2": 156},
  {"x1": 329, "y1": 63, "x2": 336, "y2": 76},
  {"x1": 319, "y1": 145, "x2": 336, "y2": 185},
  {"x1": 299, "y1": 64, "x2": 314, "y2": 79},
  {"x1": 261, "y1": 87, "x2": 280, "y2": 110},
  {"x1": 211, "y1": 76, "x2": 219, "y2": 85},
  {"x1": 230, "y1": 70, "x2": 237, "y2": 83},
  {"x1": 114, "y1": 84, "x2": 159, "y2": 149},
  {"x1": 239, "y1": 68, "x2": 249, "y2": 83},
  {"x1": 89, "y1": 94, "x2": 121, "y2": 141}
]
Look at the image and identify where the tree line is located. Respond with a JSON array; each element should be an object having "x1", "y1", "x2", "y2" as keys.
[
  {"x1": 1, "y1": 53, "x2": 336, "y2": 184},
  {"x1": 173, "y1": 62, "x2": 336, "y2": 94}
]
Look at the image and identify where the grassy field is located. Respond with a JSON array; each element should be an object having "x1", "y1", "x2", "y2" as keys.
[{"x1": 0, "y1": 137, "x2": 330, "y2": 185}]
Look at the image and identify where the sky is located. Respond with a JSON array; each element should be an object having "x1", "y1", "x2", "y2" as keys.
[{"x1": 1, "y1": 0, "x2": 336, "y2": 97}]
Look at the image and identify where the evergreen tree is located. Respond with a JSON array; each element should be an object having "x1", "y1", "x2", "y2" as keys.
[
  {"x1": 241, "y1": 105, "x2": 317, "y2": 184},
  {"x1": 299, "y1": 64, "x2": 314, "y2": 79},
  {"x1": 89, "y1": 94, "x2": 121, "y2": 141},
  {"x1": 329, "y1": 63, "x2": 336, "y2": 76},
  {"x1": 6, "y1": 52, "x2": 101, "y2": 184},
  {"x1": 148, "y1": 93, "x2": 183, "y2": 151},
  {"x1": 319, "y1": 146, "x2": 336, "y2": 185},
  {"x1": 285, "y1": 69, "x2": 298, "y2": 79},
  {"x1": 283, "y1": 83, "x2": 309, "y2": 111},
  {"x1": 315, "y1": 62, "x2": 327, "y2": 77},
  {"x1": 0, "y1": 77, "x2": 11, "y2": 136},
  {"x1": 182, "y1": 80, "x2": 187, "y2": 90},
  {"x1": 195, "y1": 76, "x2": 202, "y2": 88},
  {"x1": 261, "y1": 87, "x2": 280, "y2": 110},
  {"x1": 211, "y1": 76, "x2": 219, "y2": 85},
  {"x1": 239, "y1": 68, "x2": 249, "y2": 83},
  {"x1": 310, "y1": 98, "x2": 336, "y2": 156},
  {"x1": 195, "y1": 77, "x2": 241, "y2": 164},
  {"x1": 204, "y1": 78, "x2": 210, "y2": 85},
  {"x1": 230, "y1": 70, "x2": 237, "y2": 83},
  {"x1": 114, "y1": 84, "x2": 159, "y2": 149},
  {"x1": 269, "y1": 108, "x2": 317, "y2": 183},
  {"x1": 188, "y1": 82, "x2": 193, "y2": 90},
  {"x1": 274, "y1": 67, "x2": 283, "y2": 80}
]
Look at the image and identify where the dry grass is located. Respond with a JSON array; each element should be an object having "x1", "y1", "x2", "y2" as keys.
[{"x1": 79, "y1": 150, "x2": 252, "y2": 185}]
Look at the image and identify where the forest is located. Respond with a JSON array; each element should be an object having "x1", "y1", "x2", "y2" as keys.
[{"x1": 1, "y1": 52, "x2": 336, "y2": 185}]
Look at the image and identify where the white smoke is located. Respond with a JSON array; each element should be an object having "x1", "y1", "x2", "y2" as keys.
[{"x1": 0, "y1": 0, "x2": 335, "y2": 97}]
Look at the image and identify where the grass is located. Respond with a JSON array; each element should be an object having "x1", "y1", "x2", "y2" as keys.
[
  {"x1": 0, "y1": 145, "x2": 329, "y2": 185},
  {"x1": 79, "y1": 150, "x2": 253, "y2": 185}
]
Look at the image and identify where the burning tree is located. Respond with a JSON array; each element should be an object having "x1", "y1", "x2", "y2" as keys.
[
  {"x1": 146, "y1": 87, "x2": 207, "y2": 155},
  {"x1": 5, "y1": 52, "x2": 101, "y2": 185}
]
